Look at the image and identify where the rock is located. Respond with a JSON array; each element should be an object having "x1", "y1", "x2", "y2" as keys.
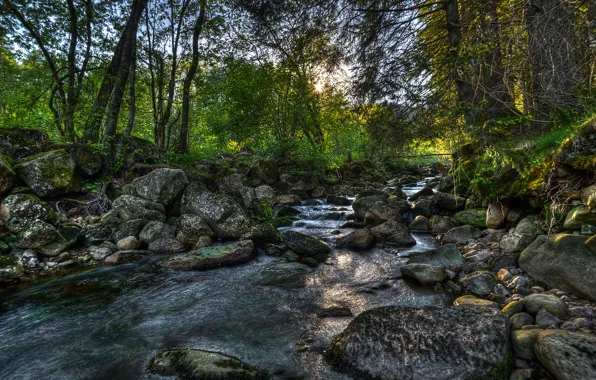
[
  {"x1": 582, "y1": 183, "x2": 596, "y2": 210},
  {"x1": 442, "y1": 225, "x2": 481, "y2": 245},
  {"x1": 161, "y1": 240, "x2": 256, "y2": 270},
  {"x1": 87, "y1": 245, "x2": 114, "y2": 260},
  {"x1": 510, "y1": 313, "x2": 534, "y2": 330},
  {"x1": 130, "y1": 168, "x2": 188, "y2": 205},
  {"x1": 534, "y1": 330, "x2": 596, "y2": 380},
  {"x1": 64, "y1": 143, "x2": 104, "y2": 177},
  {"x1": 15, "y1": 220, "x2": 67, "y2": 257},
  {"x1": 370, "y1": 220, "x2": 415, "y2": 246},
  {"x1": 502, "y1": 301, "x2": 525, "y2": 317},
  {"x1": 105, "y1": 250, "x2": 150, "y2": 265},
  {"x1": 429, "y1": 215, "x2": 456, "y2": 233},
  {"x1": 535, "y1": 309, "x2": 560, "y2": 328},
  {"x1": 175, "y1": 214, "x2": 214, "y2": 246},
  {"x1": 148, "y1": 236, "x2": 184, "y2": 252},
  {"x1": 251, "y1": 262, "x2": 312, "y2": 287},
  {"x1": 241, "y1": 223, "x2": 283, "y2": 247},
  {"x1": 487, "y1": 201, "x2": 510, "y2": 229},
  {"x1": 111, "y1": 219, "x2": 147, "y2": 242},
  {"x1": 511, "y1": 330, "x2": 540, "y2": 360},
  {"x1": 275, "y1": 194, "x2": 302, "y2": 206},
  {"x1": 434, "y1": 192, "x2": 466, "y2": 211},
  {"x1": 409, "y1": 215, "x2": 429, "y2": 231},
  {"x1": 519, "y1": 234, "x2": 596, "y2": 301},
  {"x1": 0, "y1": 155, "x2": 15, "y2": 196},
  {"x1": 352, "y1": 195, "x2": 386, "y2": 220},
  {"x1": 139, "y1": 221, "x2": 176, "y2": 244},
  {"x1": 112, "y1": 195, "x2": 166, "y2": 222},
  {"x1": 81, "y1": 225, "x2": 112, "y2": 247},
  {"x1": 254, "y1": 185, "x2": 276, "y2": 205},
  {"x1": 148, "y1": 349, "x2": 269, "y2": 379},
  {"x1": 386, "y1": 196, "x2": 411, "y2": 213},
  {"x1": 453, "y1": 208, "x2": 487, "y2": 228},
  {"x1": 181, "y1": 190, "x2": 251, "y2": 239},
  {"x1": 563, "y1": 205, "x2": 596, "y2": 229},
  {"x1": 247, "y1": 159, "x2": 278, "y2": 185},
  {"x1": 281, "y1": 231, "x2": 330, "y2": 262},
  {"x1": 0, "y1": 128, "x2": 48, "y2": 158},
  {"x1": 14, "y1": 149, "x2": 79, "y2": 198},
  {"x1": 412, "y1": 196, "x2": 435, "y2": 218},
  {"x1": 118, "y1": 135, "x2": 160, "y2": 167},
  {"x1": 117, "y1": 236, "x2": 139, "y2": 251},
  {"x1": 409, "y1": 186, "x2": 433, "y2": 201},
  {"x1": 326, "y1": 195, "x2": 351, "y2": 206},
  {"x1": 311, "y1": 186, "x2": 326, "y2": 198},
  {"x1": 454, "y1": 295, "x2": 499, "y2": 309},
  {"x1": 406, "y1": 244, "x2": 464, "y2": 266},
  {"x1": 499, "y1": 215, "x2": 543, "y2": 253},
  {"x1": 522, "y1": 293, "x2": 567, "y2": 317},
  {"x1": 0, "y1": 255, "x2": 24, "y2": 282},
  {"x1": 335, "y1": 228, "x2": 376, "y2": 251},
  {"x1": 364, "y1": 201, "x2": 402, "y2": 226},
  {"x1": 195, "y1": 235, "x2": 212, "y2": 248},
  {"x1": 326, "y1": 306, "x2": 510, "y2": 380},
  {"x1": 318, "y1": 306, "x2": 353, "y2": 318},
  {"x1": 401, "y1": 263, "x2": 446, "y2": 284},
  {"x1": 0, "y1": 193, "x2": 55, "y2": 231},
  {"x1": 460, "y1": 271, "x2": 497, "y2": 298},
  {"x1": 217, "y1": 173, "x2": 246, "y2": 193}
]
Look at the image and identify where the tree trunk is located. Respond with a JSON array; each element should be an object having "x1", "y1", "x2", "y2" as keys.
[{"x1": 177, "y1": 0, "x2": 207, "y2": 154}]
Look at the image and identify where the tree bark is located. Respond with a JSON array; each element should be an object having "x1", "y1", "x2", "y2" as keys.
[{"x1": 177, "y1": 0, "x2": 207, "y2": 154}]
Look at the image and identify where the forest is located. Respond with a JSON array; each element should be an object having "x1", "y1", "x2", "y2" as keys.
[{"x1": 1, "y1": 1, "x2": 596, "y2": 380}]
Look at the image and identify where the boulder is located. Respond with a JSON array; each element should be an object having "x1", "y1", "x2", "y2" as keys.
[
  {"x1": 326, "y1": 306, "x2": 510, "y2": 380},
  {"x1": 453, "y1": 208, "x2": 487, "y2": 228},
  {"x1": 409, "y1": 215, "x2": 429, "y2": 231},
  {"x1": 486, "y1": 201, "x2": 509, "y2": 229},
  {"x1": 64, "y1": 143, "x2": 104, "y2": 177},
  {"x1": 255, "y1": 185, "x2": 276, "y2": 205},
  {"x1": 370, "y1": 220, "x2": 415, "y2": 246},
  {"x1": 241, "y1": 223, "x2": 283, "y2": 247},
  {"x1": 429, "y1": 215, "x2": 456, "y2": 233},
  {"x1": 563, "y1": 205, "x2": 596, "y2": 229},
  {"x1": 130, "y1": 168, "x2": 188, "y2": 205},
  {"x1": 326, "y1": 195, "x2": 351, "y2": 206},
  {"x1": 112, "y1": 195, "x2": 166, "y2": 222},
  {"x1": 0, "y1": 128, "x2": 48, "y2": 158},
  {"x1": 352, "y1": 195, "x2": 385, "y2": 220},
  {"x1": 81, "y1": 225, "x2": 112, "y2": 247},
  {"x1": 15, "y1": 220, "x2": 67, "y2": 257},
  {"x1": 499, "y1": 215, "x2": 543, "y2": 253},
  {"x1": 453, "y1": 295, "x2": 499, "y2": 309},
  {"x1": 0, "y1": 193, "x2": 55, "y2": 231},
  {"x1": 534, "y1": 330, "x2": 596, "y2": 380},
  {"x1": 434, "y1": 192, "x2": 466, "y2": 211},
  {"x1": 582, "y1": 183, "x2": 596, "y2": 210},
  {"x1": 239, "y1": 186, "x2": 257, "y2": 208},
  {"x1": 442, "y1": 225, "x2": 481, "y2": 245},
  {"x1": 509, "y1": 312, "x2": 534, "y2": 330},
  {"x1": 175, "y1": 214, "x2": 214, "y2": 246},
  {"x1": 251, "y1": 262, "x2": 313, "y2": 287},
  {"x1": 364, "y1": 201, "x2": 402, "y2": 226},
  {"x1": 139, "y1": 221, "x2": 176, "y2": 245},
  {"x1": 148, "y1": 236, "x2": 184, "y2": 253},
  {"x1": 519, "y1": 234, "x2": 596, "y2": 301},
  {"x1": 117, "y1": 236, "x2": 139, "y2": 250},
  {"x1": 161, "y1": 240, "x2": 256, "y2": 270},
  {"x1": 0, "y1": 155, "x2": 15, "y2": 196},
  {"x1": 405, "y1": 244, "x2": 464, "y2": 266},
  {"x1": 247, "y1": 159, "x2": 278, "y2": 185},
  {"x1": 335, "y1": 229, "x2": 376, "y2": 251},
  {"x1": 218, "y1": 173, "x2": 246, "y2": 193},
  {"x1": 401, "y1": 263, "x2": 446, "y2": 284},
  {"x1": 148, "y1": 349, "x2": 269, "y2": 379},
  {"x1": 522, "y1": 293, "x2": 567, "y2": 317},
  {"x1": 112, "y1": 219, "x2": 147, "y2": 242},
  {"x1": 511, "y1": 329, "x2": 540, "y2": 360},
  {"x1": 460, "y1": 271, "x2": 498, "y2": 298},
  {"x1": 14, "y1": 150, "x2": 79, "y2": 198},
  {"x1": 281, "y1": 231, "x2": 330, "y2": 262},
  {"x1": 311, "y1": 185, "x2": 327, "y2": 198},
  {"x1": 181, "y1": 190, "x2": 251, "y2": 239},
  {"x1": 412, "y1": 196, "x2": 435, "y2": 218}
]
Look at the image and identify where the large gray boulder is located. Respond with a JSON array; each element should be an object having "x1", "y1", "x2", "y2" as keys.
[
  {"x1": 499, "y1": 215, "x2": 543, "y2": 253},
  {"x1": 370, "y1": 220, "x2": 416, "y2": 246},
  {"x1": 64, "y1": 143, "x2": 105, "y2": 177},
  {"x1": 15, "y1": 220, "x2": 67, "y2": 257},
  {"x1": 352, "y1": 195, "x2": 386, "y2": 220},
  {"x1": 149, "y1": 349, "x2": 270, "y2": 379},
  {"x1": 563, "y1": 205, "x2": 596, "y2": 229},
  {"x1": 111, "y1": 219, "x2": 148, "y2": 242},
  {"x1": 139, "y1": 221, "x2": 176, "y2": 245},
  {"x1": 335, "y1": 228, "x2": 376, "y2": 251},
  {"x1": 130, "y1": 168, "x2": 188, "y2": 205},
  {"x1": 175, "y1": 214, "x2": 214, "y2": 246},
  {"x1": 326, "y1": 306, "x2": 510, "y2": 380},
  {"x1": 161, "y1": 240, "x2": 256, "y2": 270},
  {"x1": 0, "y1": 155, "x2": 15, "y2": 196},
  {"x1": 534, "y1": 331, "x2": 596, "y2": 380},
  {"x1": 14, "y1": 150, "x2": 80, "y2": 197},
  {"x1": 442, "y1": 225, "x2": 481, "y2": 245},
  {"x1": 181, "y1": 190, "x2": 251, "y2": 239},
  {"x1": 0, "y1": 193, "x2": 55, "y2": 231},
  {"x1": 112, "y1": 195, "x2": 166, "y2": 223},
  {"x1": 281, "y1": 230, "x2": 330, "y2": 262},
  {"x1": 519, "y1": 234, "x2": 596, "y2": 301}
]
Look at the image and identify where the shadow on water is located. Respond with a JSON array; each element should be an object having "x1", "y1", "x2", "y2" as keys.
[{"x1": 0, "y1": 195, "x2": 452, "y2": 380}]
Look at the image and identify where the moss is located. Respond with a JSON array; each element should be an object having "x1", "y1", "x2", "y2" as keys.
[
  {"x1": 487, "y1": 348, "x2": 513, "y2": 380},
  {"x1": 251, "y1": 201, "x2": 273, "y2": 223},
  {"x1": 270, "y1": 217, "x2": 294, "y2": 228},
  {"x1": 0, "y1": 254, "x2": 19, "y2": 266}
]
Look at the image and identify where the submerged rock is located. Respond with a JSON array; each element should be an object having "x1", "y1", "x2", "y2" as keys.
[
  {"x1": 14, "y1": 149, "x2": 80, "y2": 198},
  {"x1": 148, "y1": 349, "x2": 270, "y2": 379},
  {"x1": 519, "y1": 234, "x2": 596, "y2": 301},
  {"x1": 161, "y1": 240, "x2": 256, "y2": 270},
  {"x1": 326, "y1": 306, "x2": 510, "y2": 380},
  {"x1": 534, "y1": 330, "x2": 596, "y2": 380},
  {"x1": 130, "y1": 168, "x2": 188, "y2": 205},
  {"x1": 251, "y1": 262, "x2": 313, "y2": 287}
]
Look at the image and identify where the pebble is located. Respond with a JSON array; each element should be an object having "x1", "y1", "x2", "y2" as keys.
[{"x1": 497, "y1": 268, "x2": 512, "y2": 282}]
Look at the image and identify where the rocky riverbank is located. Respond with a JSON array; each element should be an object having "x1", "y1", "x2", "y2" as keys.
[{"x1": 1, "y1": 127, "x2": 595, "y2": 380}]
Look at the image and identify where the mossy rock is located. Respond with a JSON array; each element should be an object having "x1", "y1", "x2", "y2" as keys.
[
  {"x1": 251, "y1": 200, "x2": 273, "y2": 223},
  {"x1": 65, "y1": 143, "x2": 105, "y2": 177},
  {"x1": 148, "y1": 349, "x2": 271, "y2": 379},
  {"x1": 270, "y1": 217, "x2": 294, "y2": 228},
  {"x1": 453, "y1": 209, "x2": 487, "y2": 227},
  {"x1": 556, "y1": 117, "x2": 596, "y2": 173},
  {"x1": 14, "y1": 149, "x2": 80, "y2": 198},
  {"x1": 0, "y1": 128, "x2": 49, "y2": 158},
  {"x1": 0, "y1": 154, "x2": 16, "y2": 196}
]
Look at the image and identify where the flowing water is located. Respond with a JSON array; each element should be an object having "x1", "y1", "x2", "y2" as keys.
[{"x1": 0, "y1": 180, "x2": 452, "y2": 379}]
